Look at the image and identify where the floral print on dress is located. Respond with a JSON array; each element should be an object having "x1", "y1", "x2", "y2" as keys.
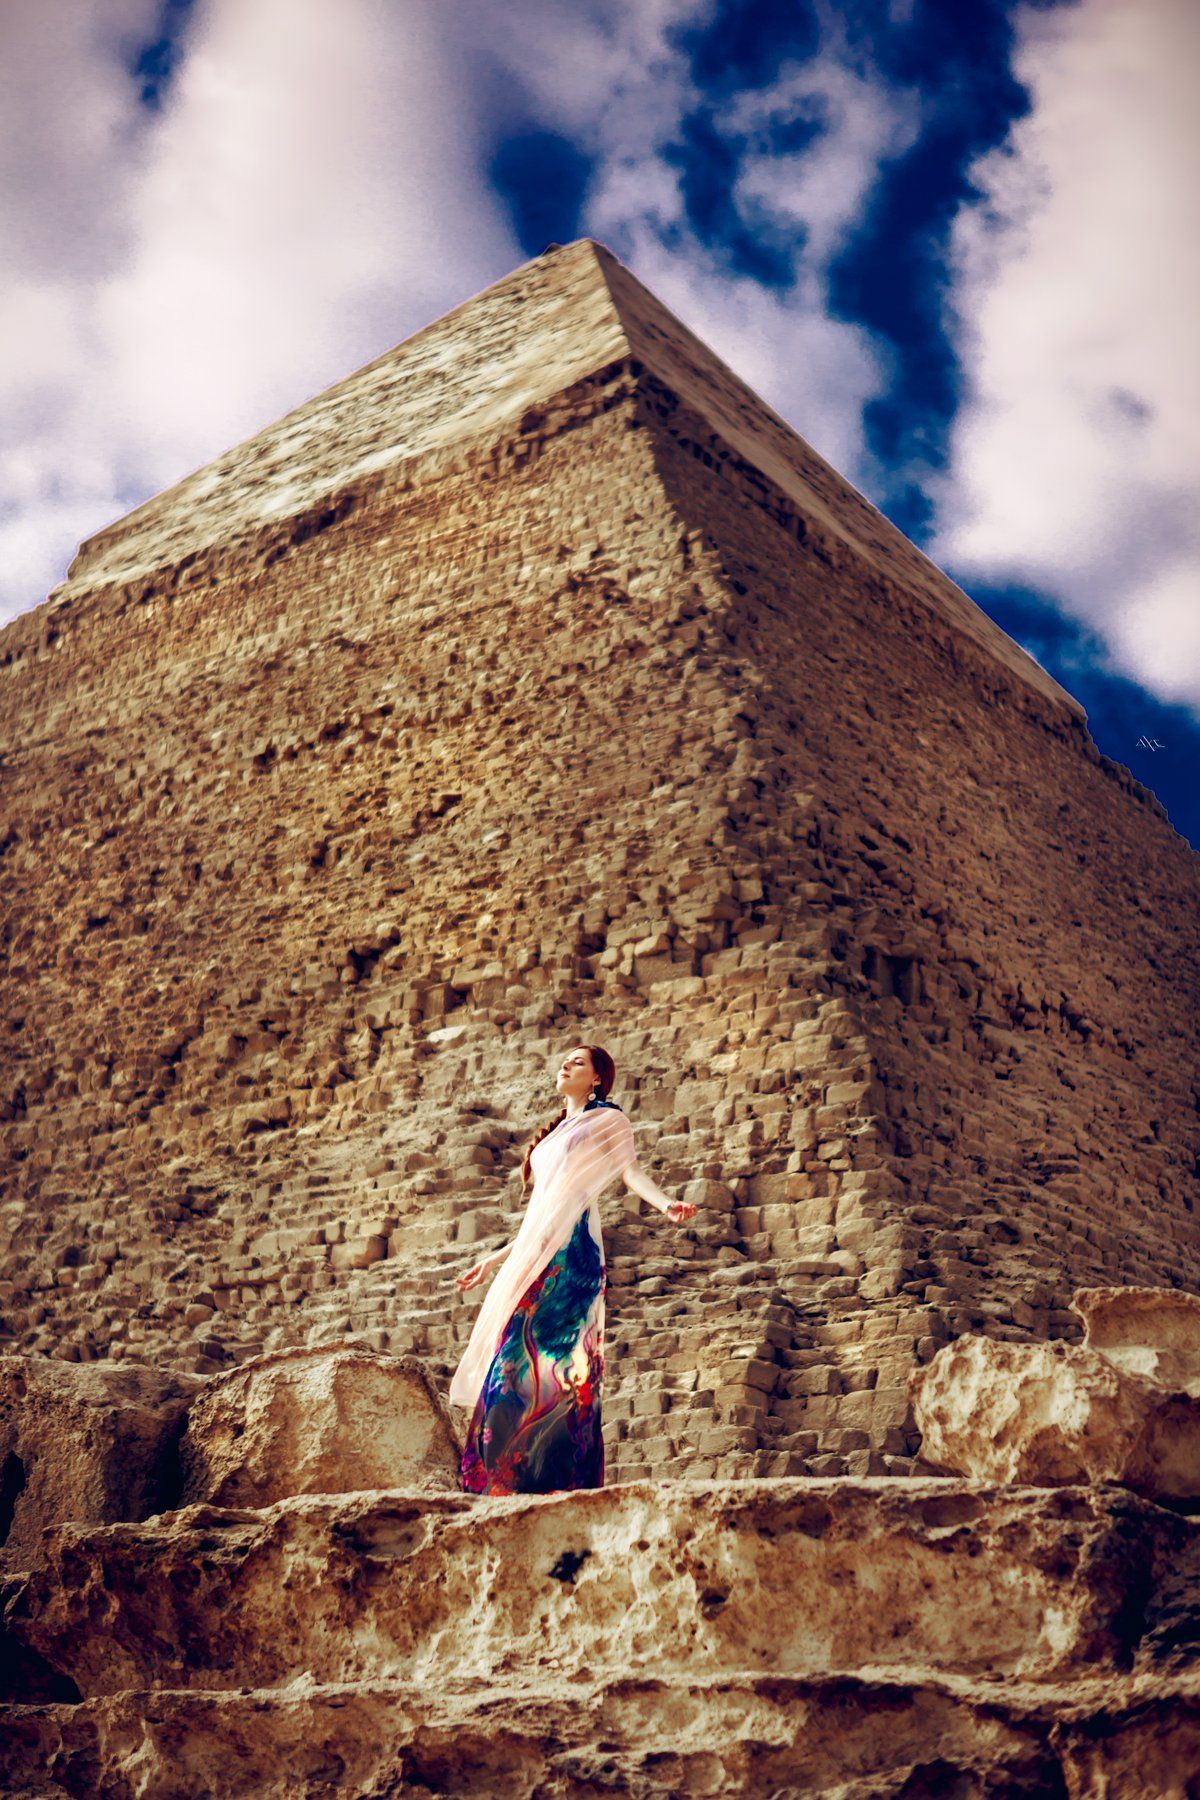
[{"x1": 460, "y1": 1208, "x2": 606, "y2": 1495}]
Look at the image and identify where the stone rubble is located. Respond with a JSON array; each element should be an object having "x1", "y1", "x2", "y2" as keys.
[
  {"x1": 909, "y1": 1321, "x2": 1200, "y2": 1502},
  {"x1": 0, "y1": 1342, "x2": 1196, "y2": 1794},
  {"x1": 0, "y1": 1354, "x2": 199, "y2": 1574}
]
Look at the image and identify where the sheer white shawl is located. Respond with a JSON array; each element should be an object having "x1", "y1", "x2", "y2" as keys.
[{"x1": 448, "y1": 1104, "x2": 636, "y2": 1412}]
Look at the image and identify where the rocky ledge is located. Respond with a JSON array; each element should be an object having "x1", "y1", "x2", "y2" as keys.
[{"x1": 0, "y1": 1288, "x2": 1197, "y2": 1795}]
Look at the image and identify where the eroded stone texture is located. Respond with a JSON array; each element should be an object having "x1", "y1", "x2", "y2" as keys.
[
  {"x1": 3, "y1": 1671, "x2": 1199, "y2": 1800},
  {"x1": 0, "y1": 1477, "x2": 1195, "y2": 1796},
  {"x1": 6, "y1": 1479, "x2": 1187, "y2": 1695},
  {"x1": 178, "y1": 1344, "x2": 460, "y2": 1505},
  {"x1": 0, "y1": 1355, "x2": 198, "y2": 1572},
  {"x1": 909, "y1": 1328, "x2": 1200, "y2": 1500},
  {"x1": 1074, "y1": 1284, "x2": 1200, "y2": 1396}
]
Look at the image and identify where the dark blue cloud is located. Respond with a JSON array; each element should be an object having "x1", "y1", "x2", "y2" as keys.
[
  {"x1": 489, "y1": 129, "x2": 593, "y2": 260},
  {"x1": 659, "y1": 4, "x2": 823, "y2": 286},
  {"x1": 642, "y1": 0, "x2": 1085, "y2": 540},
  {"x1": 124, "y1": 0, "x2": 199, "y2": 111},
  {"x1": 827, "y1": 5, "x2": 1061, "y2": 538},
  {"x1": 666, "y1": 0, "x2": 822, "y2": 94},
  {"x1": 661, "y1": 109, "x2": 801, "y2": 287},
  {"x1": 638, "y1": 1, "x2": 1084, "y2": 543}
]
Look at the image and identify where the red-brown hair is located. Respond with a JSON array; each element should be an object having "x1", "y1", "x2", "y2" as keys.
[{"x1": 520, "y1": 1044, "x2": 617, "y2": 1191}]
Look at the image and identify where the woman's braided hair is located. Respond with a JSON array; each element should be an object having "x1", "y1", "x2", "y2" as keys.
[{"x1": 520, "y1": 1044, "x2": 617, "y2": 1192}]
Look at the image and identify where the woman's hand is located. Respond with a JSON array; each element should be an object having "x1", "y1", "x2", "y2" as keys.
[
  {"x1": 455, "y1": 1255, "x2": 497, "y2": 1292},
  {"x1": 624, "y1": 1161, "x2": 697, "y2": 1224}
]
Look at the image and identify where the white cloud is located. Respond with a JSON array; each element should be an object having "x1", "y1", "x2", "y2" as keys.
[
  {"x1": 465, "y1": 0, "x2": 917, "y2": 480},
  {"x1": 0, "y1": 0, "x2": 961, "y2": 635},
  {"x1": 930, "y1": 0, "x2": 1200, "y2": 709},
  {"x1": 0, "y1": 0, "x2": 519, "y2": 626},
  {"x1": 723, "y1": 57, "x2": 922, "y2": 268}
]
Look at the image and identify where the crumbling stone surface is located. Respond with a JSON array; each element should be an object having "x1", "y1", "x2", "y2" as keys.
[
  {"x1": 909, "y1": 1315, "x2": 1200, "y2": 1501},
  {"x1": 0, "y1": 1476, "x2": 1195, "y2": 1794},
  {"x1": 179, "y1": 1343, "x2": 461, "y2": 1506},
  {"x1": 1074, "y1": 1284, "x2": 1200, "y2": 1396},
  {"x1": 0, "y1": 1355, "x2": 198, "y2": 1573},
  {"x1": 3, "y1": 1671, "x2": 1198, "y2": 1800},
  {"x1": 12, "y1": 1478, "x2": 1178, "y2": 1694}
]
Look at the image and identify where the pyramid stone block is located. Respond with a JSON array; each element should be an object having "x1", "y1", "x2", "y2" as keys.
[
  {"x1": 178, "y1": 1345, "x2": 460, "y2": 1505},
  {"x1": 0, "y1": 1355, "x2": 198, "y2": 1572}
]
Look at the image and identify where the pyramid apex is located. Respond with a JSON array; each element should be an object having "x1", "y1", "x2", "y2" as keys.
[
  {"x1": 53, "y1": 234, "x2": 1082, "y2": 719},
  {"x1": 533, "y1": 235, "x2": 621, "y2": 265}
]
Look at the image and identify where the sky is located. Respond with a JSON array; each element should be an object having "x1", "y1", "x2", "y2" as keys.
[{"x1": 1, "y1": 0, "x2": 1197, "y2": 846}]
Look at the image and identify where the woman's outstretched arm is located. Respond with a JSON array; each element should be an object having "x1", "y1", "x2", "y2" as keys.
[
  {"x1": 455, "y1": 1241, "x2": 511, "y2": 1292},
  {"x1": 621, "y1": 1160, "x2": 697, "y2": 1223}
]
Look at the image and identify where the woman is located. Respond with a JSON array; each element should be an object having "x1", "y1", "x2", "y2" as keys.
[{"x1": 450, "y1": 1044, "x2": 697, "y2": 1495}]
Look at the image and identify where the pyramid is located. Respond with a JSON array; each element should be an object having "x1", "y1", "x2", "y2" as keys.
[{"x1": 1, "y1": 236, "x2": 1198, "y2": 1486}]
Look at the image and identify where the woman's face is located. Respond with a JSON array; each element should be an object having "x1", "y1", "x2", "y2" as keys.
[{"x1": 555, "y1": 1046, "x2": 595, "y2": 1105}]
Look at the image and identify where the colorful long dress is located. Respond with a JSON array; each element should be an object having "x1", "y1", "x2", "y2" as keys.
[
  {"x1": 450, "y1": 1099, "x2": 636, "y2": 1496},
  {"x1": 459, "y1": 1208, "x2": 606, "y2": 1493}
]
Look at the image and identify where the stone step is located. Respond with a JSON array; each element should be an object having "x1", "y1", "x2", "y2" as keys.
[
  {"x1": 11, "y1": 1479, "x2": 1189, "y2": 1699},
  {"x1": 4, "y1": 1666, "x2": 1196, "y2": 1799}
]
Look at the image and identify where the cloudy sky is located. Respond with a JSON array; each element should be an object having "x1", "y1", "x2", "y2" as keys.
[{"x1": 2, "y1": 0, "x2": 1196, "y2": 842}]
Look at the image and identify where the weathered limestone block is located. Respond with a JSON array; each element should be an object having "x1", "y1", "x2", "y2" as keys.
[
  {"x1": 1074, "y1": 1285, "x2": 1200, "y2": 1396},
  {"x1": 10, "y1": 1478, "x2": 1188, "y2": 1697},
  {"x1": 2, "y1": 1475, "x2": 1198, "y2": 1793},
  {"x1": 179, "y1": 1345, "x2": 460, "y2": 1506},
  {"x1": 329, "y1": 1233, "x2": 388, "y2": 1270},
  {"x1": 909, "y1": 1328, "x2": 1200, "y2": 1501},
  {"x1": 3, "y1": 1668, "x2": 1198, "y2": 1800},
  {"x1": 0, "y1": 1356, "x2": 199, "y2": 1571}
]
